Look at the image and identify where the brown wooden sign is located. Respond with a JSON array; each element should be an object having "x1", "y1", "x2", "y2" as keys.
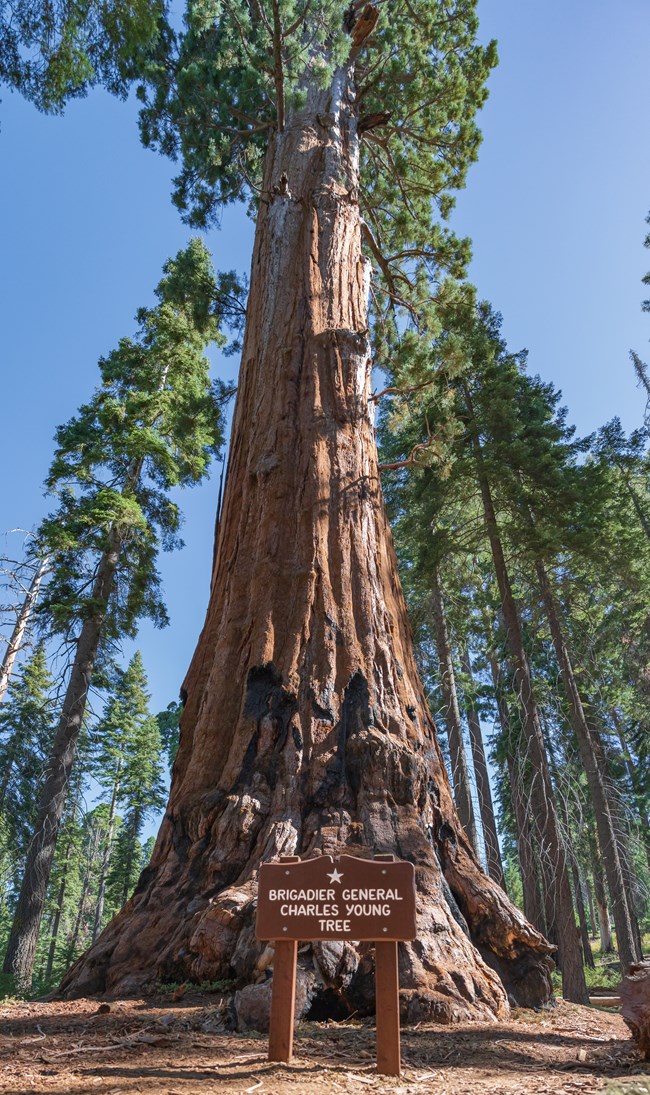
[
  {"x1": 255, "y1": 854, "x2": 417, "y2": 1077},
  {"x1": 256, "y1": 853, "x2": 416, "y2": 942}
]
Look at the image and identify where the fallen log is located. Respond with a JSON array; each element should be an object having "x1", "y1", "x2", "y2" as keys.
[
  {"x1": 620, "y1": 959, "x2": 650, "y2": 1059},
  {"x1": 589, "y1": 995, "x2": 621, "y2": 1009}
]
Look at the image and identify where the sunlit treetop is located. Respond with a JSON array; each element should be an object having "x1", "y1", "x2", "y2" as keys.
[{"x1": 137, "y1": 0, "x2": 496, "y2": 313}]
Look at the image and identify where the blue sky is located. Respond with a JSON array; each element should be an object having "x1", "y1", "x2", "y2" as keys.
[{"x1": 1, "y1": 0, "x2": 649, "y2": 730}]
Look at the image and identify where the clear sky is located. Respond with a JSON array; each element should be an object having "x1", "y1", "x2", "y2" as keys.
[{"x1": 1, "y1": 0, "x2": 649, "y2": 732}]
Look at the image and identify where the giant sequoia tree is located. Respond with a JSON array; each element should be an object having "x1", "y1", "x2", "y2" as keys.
[{"x1": 61, "y1": 0, "x2": 555, "y2": 1017}]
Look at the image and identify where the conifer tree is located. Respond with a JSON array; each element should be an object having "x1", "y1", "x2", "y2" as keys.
[
  {"x1": 377, "y1": 306, "x2": 589, "y2": 1001},
  {"x1": 458, "y1": 321, "x2": 642, "y2": 973},
  {"x1": 3, "y1": 240, "x2": 228, "y2": 990},
  {"x1": 62, "y1": 0, "x2": 555, "y2": 1019}
]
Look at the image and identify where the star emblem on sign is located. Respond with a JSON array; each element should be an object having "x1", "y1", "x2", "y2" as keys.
[{"x1": 326, "y1": 868, "x2": 344, "y2": 884}]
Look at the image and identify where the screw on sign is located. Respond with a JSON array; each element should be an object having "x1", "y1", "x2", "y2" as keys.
[{"x1": 255, "y1": 852, "x2": 416, "y2": 1077}]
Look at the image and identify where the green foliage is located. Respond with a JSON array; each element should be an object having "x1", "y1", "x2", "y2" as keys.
[
  {"x1": 134, "y1": 0, "x2": 496, "y2": 333},
  {"x1": 0, "y1": 0, "x2": 166, "y2": 112},
  {"x1": 91, "y1": 652, "x2": 166, "y2": 923},
  {"x1": 156, "y1": 700, "x2": 182, "y2": 770},
  {"x1": 0, "y1": 648, "x2": 170, "y2": 992},
  {"x1": 378, "y1": 294, "x2": 650, "y2": 940},
  {"x1": 0, "y1": 645, "x2": 55, "y2": 876},
  {"x1": 35, "y1": 239, "x2": 228, "y2": 645}
]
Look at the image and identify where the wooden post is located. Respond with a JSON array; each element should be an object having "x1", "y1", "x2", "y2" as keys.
[
  {"x1": 375, "y1": 941, "x2": 400, "y2": 1076},
  {"x1": 259, "y1": 853, "x2": 413, "y2": 1075},
  {"x1": 268, "y1": 939, "x2": 298, "y2": 1062}
]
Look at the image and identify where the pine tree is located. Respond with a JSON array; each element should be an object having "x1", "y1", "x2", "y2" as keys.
[
  {"x1": 3, "y1": 240, "x2": 228, "y2": 991},
  {"x1": 458, "y1": 320, "x2": 642, "y2": 974}
]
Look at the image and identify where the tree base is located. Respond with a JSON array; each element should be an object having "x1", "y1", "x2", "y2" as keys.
[
  {"x1": 59, "y1": 683, "x2": 554, "y2": 1021},
  {"x1": 59, "y1": 832, "x2": 554, "y2": 1023}
]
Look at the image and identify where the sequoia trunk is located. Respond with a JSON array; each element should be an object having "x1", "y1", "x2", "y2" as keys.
[{"x1": 60, "y1": 68, "x2": 553, "y2": 1019}]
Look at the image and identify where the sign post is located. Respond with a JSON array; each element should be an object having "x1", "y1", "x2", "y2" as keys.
[{"x1": 256, "y1": 852, "x2": 416, "y2": 1077}]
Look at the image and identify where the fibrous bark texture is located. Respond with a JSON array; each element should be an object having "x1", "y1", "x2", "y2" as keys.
[
  {"x1": 60, "y1": 65, "x2": 553, "y2": 1019},
  {"x1": 621, "y1": 960, "x2": 650, "y2": 1060}
]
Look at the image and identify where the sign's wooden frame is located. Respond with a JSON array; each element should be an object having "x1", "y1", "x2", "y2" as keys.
[{"x1": 256, "y1": 853, "x2": 416, "y2": 1077}]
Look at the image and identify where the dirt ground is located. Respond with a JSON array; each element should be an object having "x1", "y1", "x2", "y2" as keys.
[{"x1": 0, "y1": 994, "x2": 648, "y2": 1095}]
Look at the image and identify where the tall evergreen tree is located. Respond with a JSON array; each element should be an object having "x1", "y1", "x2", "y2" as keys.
[{"x1": 3, "y1": 240, "x2": 229, "y2": 990}]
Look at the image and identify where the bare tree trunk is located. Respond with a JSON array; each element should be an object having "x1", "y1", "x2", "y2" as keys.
[
  {"x1": 0, "y1": 556, "x2": 48, "y2": 705},
  {"x1": 555, "y1": 792, "x2": 594, "y2": 972},
  {"x1": 66, "y1": 816, "x2": 103, "y2": 966},
  {"x1": 534, "y1": 559, "x2": 639, "y2": 972},
  {"x1": 506, "y1": 752, "x2": 546, "y2": 933},
  {"x1": 460, "y1": 646, "x2": 505, "y2": 888},
  {"x1": 66, "y1": 867, "x2": 92, "y2": 966},
  {"x1": 59, "y1": 69, "x2": 554, "y2": 1018},
  {"x1": 607, "y1": 792, "x2": 644, "y2": 963},
  {"x1": 3, "y1": 531, "x2": 121, "y2": 990},
  {"x1": 464, "y1": 387, "x2": 588, "y2": 1004},
  {"x1": 430, "y1": 570, "x2": 479, "y2": 855}
]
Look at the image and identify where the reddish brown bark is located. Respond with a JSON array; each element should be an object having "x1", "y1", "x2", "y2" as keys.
[
  {"x1": 621, "y1": 960, "x2": 650, "y2": 1060},
  {"x1": 60, "y1": 64, "x2": 553, "y2": 1019}
]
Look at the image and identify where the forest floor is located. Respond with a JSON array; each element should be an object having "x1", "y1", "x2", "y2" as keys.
[{"x1": 0, "y1": 994, "x2": 648, "y2": 1095}]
